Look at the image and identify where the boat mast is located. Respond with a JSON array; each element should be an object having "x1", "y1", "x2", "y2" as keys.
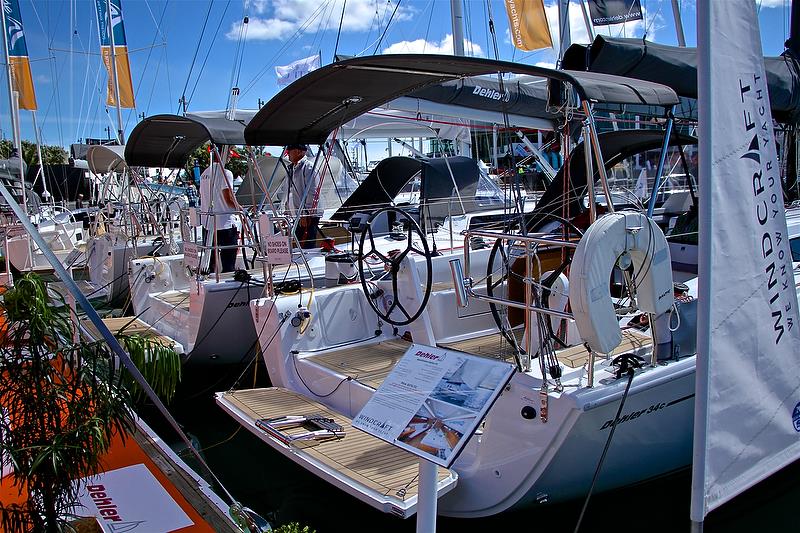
[
  {"x1": 106, "y1": 0, "x2": 124, "y2": 144},
  {"x1": 0, "y1": 4, "x2": 27, "y2": 214},
  {"x1": 671, "y1": 0, "x2": 687, "y2": 47},
  {"x1": 450, "y1": 0, "x2": 465, "y2": 56}
]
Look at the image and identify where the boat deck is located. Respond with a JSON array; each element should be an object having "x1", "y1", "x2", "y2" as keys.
[
  {"x1": 308, "y1": 328, "x2": 652, "y2": 391},
  {"x1": 81, "y1": 316, "x2": 182, "y2": 351},
  {"x1": 219, "y1": 387, "x2": 454, "y2": 516},
  {"x1": 153, "y1": 289, "x2": 191, "y2": 311}
]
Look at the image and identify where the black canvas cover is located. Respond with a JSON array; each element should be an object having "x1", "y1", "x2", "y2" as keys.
[
  {"x1": 563, "y1": 36, "x2": 800, "y2": 123},
  {"x1": 125, "y1": 114, "x2": 249, "y2": 168},
  {"x1": 245, "y1": 54, "x2": 678, "y2": 146},
  {"x1": 331, "y1": 156, "x2": 479, "y2": 222},
  {"x1": 531, "y1": 130, "x2": 697, "y2": 228},
  {"x1": 408, "y1": 77, "x2": 552, "y2": 123}
]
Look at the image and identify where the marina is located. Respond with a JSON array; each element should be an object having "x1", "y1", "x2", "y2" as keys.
[{"x1": 0, "y1": 1, "x2": 799, "y2": 532}]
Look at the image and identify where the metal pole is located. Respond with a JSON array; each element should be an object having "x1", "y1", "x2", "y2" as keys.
[
  {"x1": 1, "y1": 7, "x2": 26, "y2": 215},
  {"x1": 580, "y1": 0, "x2": 595, "y2": 41},
  {"x1": 671, "y1": 0, "x2": 687, "y2": 47},
  {"x1": 581, "y1": 101, "x2": 614, "y2": 213},
  {"x1": 450, "y1": 0, "x2": 465, "y2": 56},
  {"x1": 30, "y1": 111, "x2": 50, "y2": 203},
  {"x1": 647, "y1": 108, "x2": 676, "y2": 217},
  {"x1": 583, "y1": 123, "x2": 596, "y2": 224},
  {"x1": 106, "y1": 0, "x2": 124, "y2": 144}
]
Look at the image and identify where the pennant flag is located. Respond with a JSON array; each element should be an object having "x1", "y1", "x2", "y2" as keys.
[
  {"x1": 2, "y1": 0, "x2": 37, "y2": 110},
  {"x1": 587, "y1": 0, "x2": 643, "y2": 26},
  {"x1": 504, "y1": 0, "x2": 552, "y2": 52},
  {"x1": 95, "y1": 0, "x2": 135, "y2": 108},
  {"x1": 275, "y1": 54, "x2": 321, "y2": 87}
]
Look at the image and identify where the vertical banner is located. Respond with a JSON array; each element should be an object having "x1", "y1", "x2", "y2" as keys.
[
  {"x1": 95, "y1": 0, "x2": 135, "y2": 108},
  {"x1": 692, "y1": 0, "x2": 800, "y2": 522},
  {"x1": 275, "y1": 54, "x2": 321, "y2": 87},
  {"x1": 504, "y1": 0, "x2": 552, "y2": 52},
  {"x1": 2, "y1": 0, "x2": 36, "y2": 110},
  {"x1": 587, "y1": 0, "x2": 643, "y2": 26}
]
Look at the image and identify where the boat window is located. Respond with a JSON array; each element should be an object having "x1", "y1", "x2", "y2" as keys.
[{"x1": 790, "y1": 236, "x2": 800, "y2": 262}]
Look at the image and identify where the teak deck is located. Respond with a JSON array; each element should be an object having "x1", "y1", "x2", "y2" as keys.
[
  {"x1": 80, "y1": 316, "x2": 180, "y2": 349},
  {"x1": 154, "y1": 289, "x2": 191, "y2": 311},
  {"x1": 219, "y1": 387, "x2": 454, "y2": 515}
]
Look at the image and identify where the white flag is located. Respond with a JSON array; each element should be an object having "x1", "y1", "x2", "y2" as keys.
[
  {"x1": 275, "y1": 54, "x2": 321, "y2": 87},
  {"x1": 692, "y1": 0, "x2": 800, "y2": 522},
  {"x1": 634, "y1": 168, "x2": 648, "y2": 199}
]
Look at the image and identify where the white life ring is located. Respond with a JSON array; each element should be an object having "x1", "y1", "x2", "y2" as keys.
[{"x1": 569, "y1": 211, "x2": 674, "y2": 354}]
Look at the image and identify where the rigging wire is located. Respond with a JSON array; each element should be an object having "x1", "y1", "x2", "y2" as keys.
[
  {"x1": 240, "y1": 2, "x2": 329, "y2": 96},
  {"x1": 228, "y1": 1, "x2": 249, "y2": 101},
  {"x1": 373, "y1": 0, "x2": 402, "y2": 54},
  {"x1": 186, "y1": 0, "x2": 233, "y2": 109},
  {"x1": 333, "y1": 0, "x2": 347, "y2": 60},
  {"x1": 125, "y1": 0, "x2": 171, "y2": 129},
  {"x1": 177, "y1": 0, "x2": 214, "y2": 114},
  {"x1": 422, "y1": 0, "x2": 434, "y2": 53}
]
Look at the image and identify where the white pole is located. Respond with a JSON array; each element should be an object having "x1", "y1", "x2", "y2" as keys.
[
  {"x1": 557, "y1": 0, "x2": 571, "y2": 62},
  {"x1": 450, "y1": 0, "x2": 465, "y2": 56},
  {"x1": 671, "y1": 0, "x2": 687, "y2": 47},
  {"x1": 416, "y1": 459, "x2": 438, "y2": 533},
  {"x1": 1, "y1": 6, "x2": 26, "y2": 215},
  {"x1": 31, "y1": 111, "x2": 50, "y2": 203},
  {"x1": 690, "y1": 0, "x2": 711, "y2": 528},
  {"x1": 580, "y1": 0, "x2": 595, "y2": 40}
]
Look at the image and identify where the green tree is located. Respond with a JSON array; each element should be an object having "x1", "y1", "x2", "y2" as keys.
[
  {"x1": 183, "y1": 143, "x2": 250, "y2": 179},
  {"x1": 0, "y1": 140, "x2": 67, "y2": 165}
]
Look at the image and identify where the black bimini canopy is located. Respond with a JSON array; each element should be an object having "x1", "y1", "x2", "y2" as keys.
[
  {"x1": 125, "y1": 114, "x2": 248, "y2": 168},
  {"x1": 245, "y1": 54, "x2": 679, "y2": 147},
  {"x1": 331, "y1": 155, "x2": 479, "y2": 222},
  {"x1": 563, "y1": 36, "x2": 800, "y2": 123},
  {"x1": 531, "y1": 130, "x2": 698, "y2": 228}
]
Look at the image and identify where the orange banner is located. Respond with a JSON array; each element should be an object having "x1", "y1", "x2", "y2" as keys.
[
  {"x1": 504, "y1": 0, "x2": 552, "y2": 52},
  {"x1": 101, "y1": 46, "x2": 135, "y2": 108},
  {"x1": 8, "y1": 57, "x2": 37, "y2": 110}
]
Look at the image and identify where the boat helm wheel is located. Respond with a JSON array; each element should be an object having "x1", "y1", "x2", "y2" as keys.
[
  {"x1": 486, "y1": 213, "x2": 583, "y2": 348},
  {"x1": 357, "y1": 207, "x2": 432, "y2": 326}
]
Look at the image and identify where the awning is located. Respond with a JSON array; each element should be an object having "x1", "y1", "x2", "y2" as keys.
[
  {"x1": 331, "y1": 155, "x2": 480, "y2": 221},
  {"x1": 531, "y1": 129, "x2": 698, "y2": 227},
  {"x1": 245, "y1": 54, "x2": 679, "y2": 146},
  {"x1": 125, "y1": 113, "x2": 249, "y2": 168},
  {"x1": 563, "y1": 36, "x2": 800, "y2": 123},
  {"x1": 86, "y1": 145, "x2": 126, "y2": 174}
]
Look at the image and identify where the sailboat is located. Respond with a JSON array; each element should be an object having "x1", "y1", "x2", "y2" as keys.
[{"x1": 216, "y1": 54, "x2": 708, "y2": 519}]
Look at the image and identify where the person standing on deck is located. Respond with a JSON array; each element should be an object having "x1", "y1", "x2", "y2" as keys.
[
  {"x1": 200, "y1": 144, "x2": 239, "y2": 272},
  {"x1": 283, "y1": 144, "x2": 323, "y2": 249}
]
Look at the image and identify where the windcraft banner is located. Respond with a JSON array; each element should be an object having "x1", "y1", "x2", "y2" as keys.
[
  {"x1": 2, "y1": 0, "x2": 36, "y2": 110},
  {"x1": 95, "y1": 0, "x2": 135, "y2": 108},
  {"x1": 587, "y1": 0, "x2": 643, "y2": 26},
  {"x1": 276, "y1": 54, "x2": 321, "y2": 87},
  {"x1": 504, "y1": 0, "x2": 552, "y2": 52},
  {"x1": 691, "y1": 0, "x2": 800, "y2": 522}
]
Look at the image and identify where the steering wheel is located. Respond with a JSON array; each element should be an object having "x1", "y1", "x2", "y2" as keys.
[
  {"x1": 357, "y1": 207, "x2": 433, "y2": 326},
  {"x1": 486, "y1": 213, "x2": 584, "y2": 348}
]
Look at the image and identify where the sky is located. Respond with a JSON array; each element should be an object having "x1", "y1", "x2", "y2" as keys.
[{"x1": 1, "y1": 0, "x2": 793, "y2": 155}]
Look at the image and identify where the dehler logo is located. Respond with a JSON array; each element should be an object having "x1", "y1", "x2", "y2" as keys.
[
  {"x1": 472, "y1": 85, "x2": 510, "y2": 102},
  {"x1": 87, "y1": 484, "x2": 147, "y2": 531},
  {"x1": 415, "y1": 350, "x2": 441, "y2": 361}
]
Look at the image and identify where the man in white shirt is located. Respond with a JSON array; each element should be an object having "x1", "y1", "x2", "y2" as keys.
[
  {"x1": 199, "y1": 145, "x2": 239, "y2": 272},
  {"x1": 282, "y1": 143, "x2": 323, "y2": 248}
]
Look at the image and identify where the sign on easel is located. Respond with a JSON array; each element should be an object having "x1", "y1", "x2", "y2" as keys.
[{"x1": 353, "y1": 344, "x2": 515, "y2": 468}]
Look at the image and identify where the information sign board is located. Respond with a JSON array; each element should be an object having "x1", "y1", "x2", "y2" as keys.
[
  {"x1": 353, "y1": 344, "x2": 515, "y2": 467},
  {"x1": 265, "y1": 235, "x2": 292, "y2": 265}
]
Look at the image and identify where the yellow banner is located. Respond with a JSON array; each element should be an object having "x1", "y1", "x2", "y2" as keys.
[
  {"x1": 101, "y1": 46, "x2": 136, "y2": 108},
  {"x1": 9, "y1": 57, "x2": 37, "y2": 110},
  {"x1": 504, "y1": 0, "x2": 552, "y2": 52}
]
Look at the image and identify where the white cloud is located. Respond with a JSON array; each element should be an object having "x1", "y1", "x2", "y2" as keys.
[
  {"x1": 229, "y1": 0, "x2": 413, "y2": 41},
  {"x1": 381, "y1": 34, "x2": 484, "y2": 56},
  {"x1": 758, "y1": 0, "x2": 784, "y2": 8}
]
